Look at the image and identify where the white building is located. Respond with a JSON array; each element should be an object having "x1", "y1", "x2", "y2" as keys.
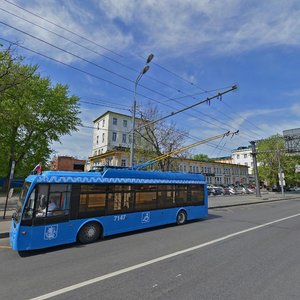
[
  {"x1": 92, "y1": 111, "x2": 133, "y2": 158},
  {"x1": 232, "y1": 146, "x2": 254, "y2": 174}
]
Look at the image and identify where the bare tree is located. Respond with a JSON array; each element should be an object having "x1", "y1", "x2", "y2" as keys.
[{"x1": 135, "y1": 105, "x2": 188, "y2": 171}]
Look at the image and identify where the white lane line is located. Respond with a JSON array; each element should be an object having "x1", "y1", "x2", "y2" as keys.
[{"x1": 30, "y1": 213, "x2": 300, "y2": 300}]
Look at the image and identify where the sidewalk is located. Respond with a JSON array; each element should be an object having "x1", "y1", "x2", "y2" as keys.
[{"x1": 0, "y1": 193, "x2": 299, "y2": 239}]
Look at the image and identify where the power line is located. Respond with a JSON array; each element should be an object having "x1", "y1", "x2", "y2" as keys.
[
  {"x1": 0, "y1": 8, "x2": 261, "y2": 141},
  {"x1": 0, "y1": 36, "x2": 256, "y2": 148},
  {"x1": 4, "y1": 0, "x2": 263, "y2": 144},
  {"x1": 221, "y1": 101, "x2": 266, "y2": 136},
  {"x1": 0, "y1": 37, "x2": 242, "y2": 137},
  {"x1": 0, "y1": 6, "x2": 210, "y2": 98},
  {"x1": 3, "y1": 0, "x2": 123, "y2": 57},
  {"x1": 79, "y1": 100, "x2": 129, "y2": 112}
]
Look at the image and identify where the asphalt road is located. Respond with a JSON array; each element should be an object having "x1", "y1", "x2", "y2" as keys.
[{"x1": 0, "y1": 199, "x2": 299, "y2": 300}]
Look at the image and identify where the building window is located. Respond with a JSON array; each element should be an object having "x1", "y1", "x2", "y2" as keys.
[
  {"x1": 237, "y1": 154, "x2": 240, "y2": 159},
  {"x1": 123, "y1": 120, "x2": 127, "y2": 127},
  {"x1": 183, "y1": 165, "x2": 186, "y2": 172},
  {"x1": 122, "y1": 134, "x2": 126, "y2": 143},
  {"x1": 121, "y1": 159, "x2": 126, "y2": 167},
  {"x1": 245, "y1": 162, "x2": 248, "y2": 166},
  {"x1": 244, "y1": 154, "x2": 247, "y2": 158},
  {"x1": 102, "y1": 119, "x2": 105, "y2": 127},
  {"x1": 102, "y1": 133, "x2": 105, "y2": 143},
  {"x1": 113, "y1": 117, "x2": 117, "y2": 125},
  {"x1": 112, "y1": 132, "x2": 117, "y2": 142},
  {"x1": 96, "y1": 135, "x2": 99, "y2": 145},
  {"x1": 97, "y1": 122, "x2": 99, "y2": 130}
]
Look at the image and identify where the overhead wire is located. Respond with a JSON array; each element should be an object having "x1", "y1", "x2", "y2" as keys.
[
  {"x1": 0, "y1": 3, "x2": 263, "y2": 144},
  {"x1": 2, "y1": 0, "x2": 268, "y2": 143},
  {"x1": 0, "y1": 35, "x2": 250, "y2": 153},
  {"x1": 0, "y1": 3, "x2": 217, "y2": 98}
]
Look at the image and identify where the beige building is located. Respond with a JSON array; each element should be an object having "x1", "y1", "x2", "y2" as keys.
[{"x1": 89, "y1": 111, "x2": 249, "y2": 185}]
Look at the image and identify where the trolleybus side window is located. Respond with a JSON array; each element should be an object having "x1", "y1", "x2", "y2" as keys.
[
  {"x1": 175, "y1": 185, "x2": 188, "y2": 205},
  {"x1": 157, "y1": 185, "x2": 175, "y2": 208},
  {"x1": 79, "y1": 185, "x2": 106, "y2": 215},
  {"x1": 190, "y1": 185, "x2": 204, "y2": 205},
  {"x1": 107, "y1": 185, "x2": 134, "y2": 212},
  {"x1": 35, "y1": 184, "x2": 71, "y2": 218},
  {"x1": 135, "y1": 185, "x2": 157, "y2": 211}
]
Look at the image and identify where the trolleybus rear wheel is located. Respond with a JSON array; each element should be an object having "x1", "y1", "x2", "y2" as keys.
[{"x1": 78, "y1": 222, "x2": 101, "y2": 244}]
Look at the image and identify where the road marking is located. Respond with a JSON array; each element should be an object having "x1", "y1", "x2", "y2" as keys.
[
  {"x1": 0, "y1": 246, "x2": 11, "y2": 249},
  {"x1": 30, "y1": 213, "x2": 300, "y2": 300}
]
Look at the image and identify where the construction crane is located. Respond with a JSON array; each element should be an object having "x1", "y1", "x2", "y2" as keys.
[{"x1": 133, "y1": 130, "x2": 238, "y2": 170}]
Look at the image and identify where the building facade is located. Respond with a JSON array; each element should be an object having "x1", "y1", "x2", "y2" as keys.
[
  {"x1": 89, "y1": 111, "x2": 249, "y2": 185},
  {"x1": 92, "y1": 111, "x2": 132, "y2": 159},
  {"x1": 51, "y1": 156, "x2": 86, "y2": 171},
  {"x1": 231, "y1": 146, "x2": 254, "y2": 174}
]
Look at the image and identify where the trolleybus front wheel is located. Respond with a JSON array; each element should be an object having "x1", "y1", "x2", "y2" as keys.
[
  {"x1": 176, "y1": 210, "x2": 187, "y2": 225},
  {"x1": 78, "y1": 222, "x2": 102, "y2": 244}
]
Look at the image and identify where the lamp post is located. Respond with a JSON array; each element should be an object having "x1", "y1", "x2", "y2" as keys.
[{"x1": 130, "y1": 54, "x2": 154, "y2": 167}]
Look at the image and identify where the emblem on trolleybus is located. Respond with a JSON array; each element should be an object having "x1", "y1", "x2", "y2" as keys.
[{"x1": 44, "y1": 225, "x2": 58, "y2": 240}]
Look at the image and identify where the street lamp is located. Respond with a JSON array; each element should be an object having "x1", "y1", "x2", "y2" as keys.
[{"x1": 130, "y1": 53, "x2": 154, "y2": 167}]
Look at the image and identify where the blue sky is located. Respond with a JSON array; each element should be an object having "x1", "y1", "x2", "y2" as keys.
[{"x1": 1, "y1": 0, "x2": 300, "y2": 159}]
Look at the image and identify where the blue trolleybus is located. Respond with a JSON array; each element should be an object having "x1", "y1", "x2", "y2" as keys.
[{"x1": 10, "y1": 168, "x2": 208, "y2": 251}]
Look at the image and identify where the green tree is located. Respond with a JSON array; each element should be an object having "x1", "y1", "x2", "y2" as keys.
[
  {"x1": 257, "y1": 135, "x2": 300, "y2": 186},
  {"x1": 0, "y1": 45, "x2": 34, "y2": 96},
  {"x1": 0, "y1": 46, "x2": 81, "y2": 185},
  {"x1": 193, "y1": 154, "x2": 213, "y2": 162}
]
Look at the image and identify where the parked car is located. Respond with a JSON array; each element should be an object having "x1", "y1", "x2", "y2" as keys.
[
  {"x1": 235, "y1": 186, "x2": 247, "y2": 195},
  {"x1": 207, "y1": 185, "x2": 224, "y2": 196},
  {"x1": 289, "y1": 186, "x2": 300, "y2": 192}
]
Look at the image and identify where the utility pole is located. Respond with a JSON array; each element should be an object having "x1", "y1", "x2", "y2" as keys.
[
  {"x1": 250, "y1": 141, "x2": 261, "y2": 197},
  {"x1": 276, "y1": 143, "x2": 285, "y2": 197},
  {"x1": 130, "y1": 54, "x2": 154, "y2": 167},
  {"x1": 3, "y1": 160, "x2": 15, "y2": 219}
]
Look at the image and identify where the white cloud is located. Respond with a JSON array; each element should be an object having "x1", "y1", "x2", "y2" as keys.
[
  {"x1": 0, "y1": 0, "x2": 133, "y2": 63},
  {"x1": 291, "y1": 104, "x2": 300, "y2": 116},
  {"x1": 2, "y1": 0, "x2": 300, "y2": 64}
]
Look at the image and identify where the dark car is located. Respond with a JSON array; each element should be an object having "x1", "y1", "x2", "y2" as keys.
[{"x1": 207, "y1": 186, "x2": 224, "y2": 196}]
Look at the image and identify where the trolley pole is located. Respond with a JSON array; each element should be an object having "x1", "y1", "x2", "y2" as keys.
[{"x1": 250, "y1": 141, "x2": 261, "y2": 197}]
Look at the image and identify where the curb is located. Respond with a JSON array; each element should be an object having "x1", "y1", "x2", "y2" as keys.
[{"x1": 209, "y1": 196, "x2": 299, "y2": 210}]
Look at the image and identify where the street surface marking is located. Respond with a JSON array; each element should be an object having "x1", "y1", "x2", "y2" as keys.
[
  {"x1": 30, "y1": 213, "x2": 300, "y2": 300},
  {"x1": 0, "y1": 246, "x2": 11, "y2": 249}
]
